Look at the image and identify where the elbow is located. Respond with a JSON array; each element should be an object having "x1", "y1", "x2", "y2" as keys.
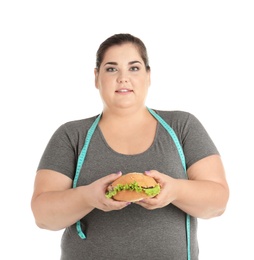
[
  {"x1": 202, "y1": 190, "x2": 230, "y2": 219},
  {"x1": 32, "y1": 214, "x2": 63, "y2": 231},
  {"x1": 201, "y1": 206, "x2": 227, "y2": 219},
  {"x1": 31, "y1": 204, "x2": 62, "y2": 231},
  {"x1": 216, "y1": 208, "x2": 226, "y2": 217},
  {"x1": 34, "y1": 220, "x2": 61, "y2": 231},
  {"x1": 210, "y1": 182, "x2": 230, "y2": 218},
  {"x1": 34, "y1": 220, "x2": 48, "y2": 230},
  {"x1": 209, "y1": 206, "x2": 227, "y2": 218},
  {"x1": 217, "y1": 185, "x2": 230, "y2": 217},
  {"x1": 32, "y1": 211, "x2": 51, "y2": 230}
]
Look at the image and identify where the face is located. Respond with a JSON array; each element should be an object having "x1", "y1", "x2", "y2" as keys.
[{"x1": 94, "y1": 43, "x2": 151, "y2": 111}]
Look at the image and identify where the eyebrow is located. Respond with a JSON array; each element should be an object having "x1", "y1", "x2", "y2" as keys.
[{"x1": 103, "y1": 60, "x2": 142, "y2": 67}]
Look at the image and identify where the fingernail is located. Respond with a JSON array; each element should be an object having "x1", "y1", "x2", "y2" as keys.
[
  {"x1": 145, "y1": 171, "x2": 150, "y2": 175},
  {"x1": 117, "y1": 171, "x2": 122, "y2": 175}
]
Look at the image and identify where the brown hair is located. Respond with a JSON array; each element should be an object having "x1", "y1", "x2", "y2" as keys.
[{"x1": 95, "y1": 33, "x2": 150, "y2": 72}]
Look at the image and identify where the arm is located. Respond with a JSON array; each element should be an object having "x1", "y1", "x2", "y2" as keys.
[
  {"x1": 137, "y1": 154, "x2": 229, "y2": 219},
  {"x1": 31, "y1": 170, "x2": 129, "y2": 231}
]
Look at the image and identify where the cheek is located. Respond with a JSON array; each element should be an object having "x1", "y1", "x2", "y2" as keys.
[
  {"x1": 142, "y1": 76, "x2": 150, "y2": 88},
  {"x1": 98, "y1": 75, "x2": 113, "y2": 86},
  {"x1": 96, "y1": 77, "x2": 105, "y2": 90}
]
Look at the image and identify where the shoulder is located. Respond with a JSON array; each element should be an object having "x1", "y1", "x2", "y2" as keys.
[
  {"x1": 152, "y1": 109, "x2": 198, "y2": 127},
  {"x1": 155, "y1": 109, "x2": 190, "y2": 119},
  {"x1": 150, "y1": 108, "x2": 208, "y2": 142},
  {"x1": 152, "y1": 109, "x2": 219, "y2": 167},
  {"x1": 51, "y1": 114, "x2": 100, "y2": 140},
  {"x1": 62, "y1": 115, "x2": 100, "y2": 132}
]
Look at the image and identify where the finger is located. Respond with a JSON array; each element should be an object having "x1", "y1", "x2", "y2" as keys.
[
  {"x1": 144, "y1": 170, "x2": 162, "y2": 185},
  {"x1": 104, "y1": 200, "x2": 131, "y2": 211},
  {"x1": 135, "y1": 200, "x2": 156, "y2": 210},
  {"x1": 103, "y1": 171, "x2": 122, "y2": 185},
  {"x1": 144, "y1": 170, "x2": 163, "y2": 184},
  {"x1": 144, "y1": 170, "x2": 159, "y2": 178}
]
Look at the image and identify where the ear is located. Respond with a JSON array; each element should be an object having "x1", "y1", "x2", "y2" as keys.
[
  {"x1": 94, "y1": 68, "x2": 99, "y2": 89},
  {"x1": 147, "y1": 69, "x2": 151, "y2": 87}
]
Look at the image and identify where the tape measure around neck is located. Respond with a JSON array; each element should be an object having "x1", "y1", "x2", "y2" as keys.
[
  {"x1": 73, "y1": 108, "x2": 191, "y2": 260},
  {"x1": 147, "y1": 107, "x2": 191, "y2": 260},
  {"x1": 72, "y1": 113, "x2": 101, "y2": 239}
]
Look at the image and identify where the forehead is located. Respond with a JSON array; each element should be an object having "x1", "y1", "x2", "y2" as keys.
[{"x1": 102, "y1": 43, "x2": 142, "y2": 63}]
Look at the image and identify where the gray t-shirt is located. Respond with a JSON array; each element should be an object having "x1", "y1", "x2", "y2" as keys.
[{"x1": 38, "y1": 109, "x2": 219, "y2": 260}]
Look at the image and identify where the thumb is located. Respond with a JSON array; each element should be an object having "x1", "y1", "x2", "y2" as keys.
[
  {"x1": 144, "y1": 170, "x2": 161, "y2": 182},
  {"x1": 104, "y1": 171, "x2": 122, "y2": 185}
]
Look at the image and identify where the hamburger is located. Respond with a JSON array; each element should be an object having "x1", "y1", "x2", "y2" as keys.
[{"x1": 105, "y1": 172, "x2": 161, "y2": 202}]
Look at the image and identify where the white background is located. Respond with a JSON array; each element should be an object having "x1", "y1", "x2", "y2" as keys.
[{"x1": 1, "y1": 0, "x2": 253, "y2": 259}]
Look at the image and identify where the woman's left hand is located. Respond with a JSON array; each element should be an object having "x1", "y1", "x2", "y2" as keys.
[
  {"x1": 135, "y1": 170, "x2": 177, "y2": 210},
  {"x1": 136, "y1": 154, "x2": 229, "y2": 219}
]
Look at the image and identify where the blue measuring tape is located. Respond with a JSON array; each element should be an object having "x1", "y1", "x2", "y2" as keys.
[
  {"x1": 72, "y1": 114, "x2": 101, "y2": 239},
  {"x1": 147, "y1": 108, "x2": 191, "y2": 260},
  {"x1": 73, "y1": 108, "x2": 191, "y2": 260}
]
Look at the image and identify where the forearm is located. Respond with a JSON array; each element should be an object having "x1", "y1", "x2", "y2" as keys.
[
  {"x1": 31, "y1": 186, "x2": 94, "y2": 231},
  {"x1": 172, "y1": 179, "x2": 229, "y2": 219}
]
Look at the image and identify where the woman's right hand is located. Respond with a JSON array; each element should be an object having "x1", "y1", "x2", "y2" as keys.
[
  {"x1": 31, "y1": 170, "x2": 129, "y2": 231},
  {"x1": 84, "y1": 171, "x2": 131, "y2": 212}
]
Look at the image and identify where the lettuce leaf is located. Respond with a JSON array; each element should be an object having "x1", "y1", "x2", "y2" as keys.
[
  {"x1": 143, "y1": 184, "x2": 161, "y2": 196},
  {"x1": 105, "y1": 181, "x2": 160, "y2": 199}
]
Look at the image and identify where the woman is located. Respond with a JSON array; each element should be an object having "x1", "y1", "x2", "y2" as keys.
[{"x1": 31, "y1": 33, "x2": 229, "y2": 260}]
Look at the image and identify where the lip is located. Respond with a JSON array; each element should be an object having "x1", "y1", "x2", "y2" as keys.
[{"x1": 115, "y1": 88, "x2": 133, "y2": 94}]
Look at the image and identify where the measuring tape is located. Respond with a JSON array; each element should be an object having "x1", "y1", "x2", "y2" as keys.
[
  {"x1": 73, "y1": 108, "x2": 191, "y2": 260},
  {"x1": 72, "y1": 114, "x2": 102, "y2": 239},
  {"x1": 147, "y1": 108, "x2": 191, "y2": 260}
]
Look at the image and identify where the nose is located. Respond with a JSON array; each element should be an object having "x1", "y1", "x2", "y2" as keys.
[
  {"x1": 118, "y1": 78, "x2": 128, "y2": 83},
  {"x1": 117, "y1": 72, "x2": 129, "y2": 84}
]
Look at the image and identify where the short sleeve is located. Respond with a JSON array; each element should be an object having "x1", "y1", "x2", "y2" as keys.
[
  {"x1": 37, "y1": 123, "x2": 77, "y2": 179},
  {"x1": 181, "y1": 113, "x2": 219, "y2": 169}
]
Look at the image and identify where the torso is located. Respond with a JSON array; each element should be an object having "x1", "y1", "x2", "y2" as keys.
[{"x1": 38, "y1": 109, "x2": 219, "y2": 260}]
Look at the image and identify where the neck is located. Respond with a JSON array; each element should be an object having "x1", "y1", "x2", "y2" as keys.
[{"x1": 100, "y1": 105, "x2": 151, "y2": 125}]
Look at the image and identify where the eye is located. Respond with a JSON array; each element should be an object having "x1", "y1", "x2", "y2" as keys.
[
  {"x1": 106, "y1": 67, "x2": 117, "y2": 72},
  {"x1": 130, "y1": 66, "x2": 139, "y2": 71}
]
